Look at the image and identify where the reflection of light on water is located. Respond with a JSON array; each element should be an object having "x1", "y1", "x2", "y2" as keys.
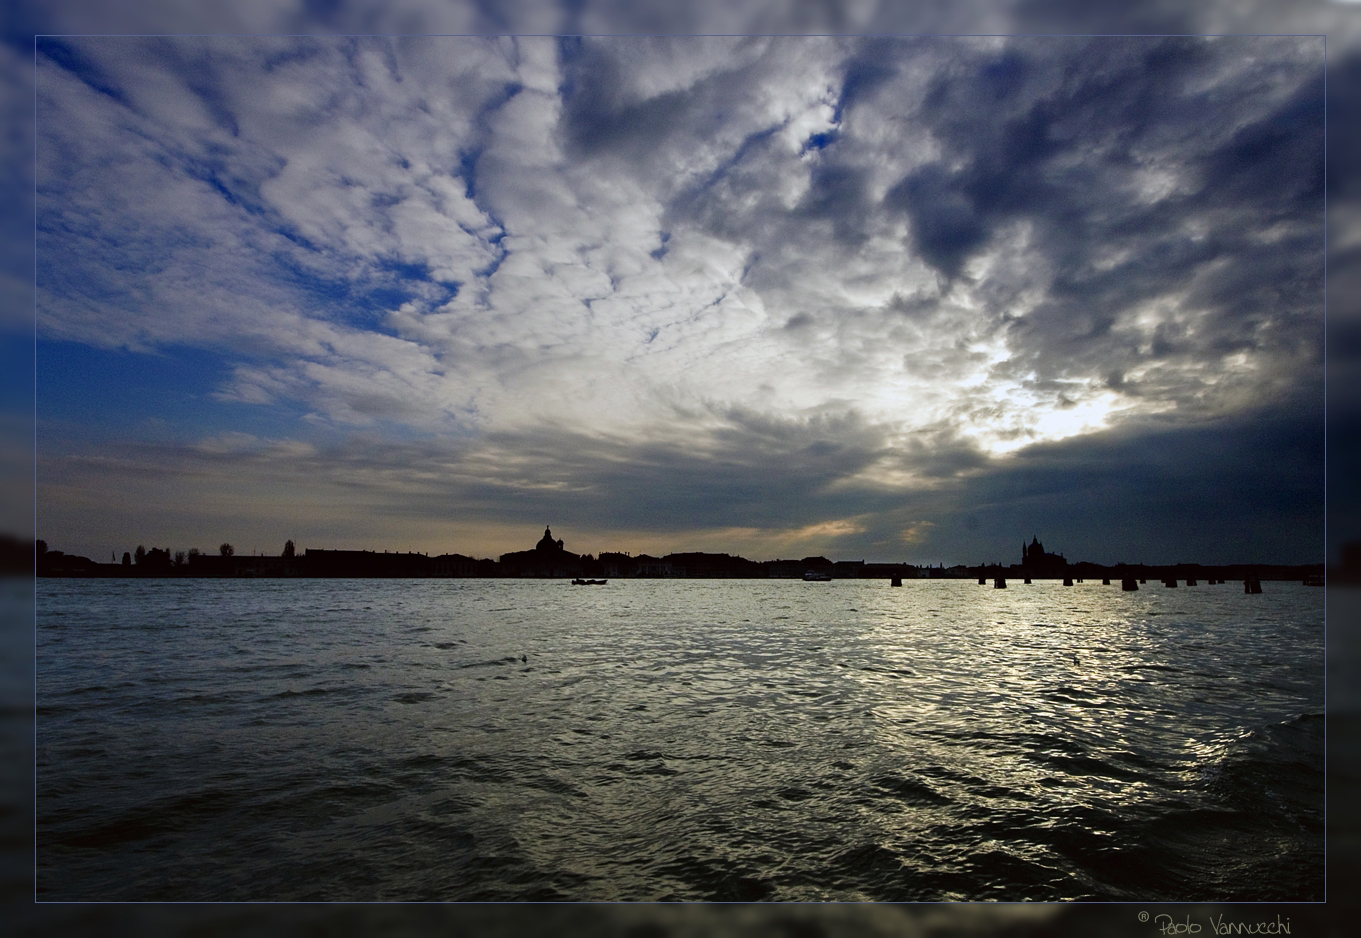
[
  {"x1": 36, "y1": 578, "x2": 1322, "y2": 901},
  {"x1": 847, "y1": 580, "x2": 1322, "y2": 849},
  {"x1": 849, "y1": 584, "x2": 1166, "y2": 829}
]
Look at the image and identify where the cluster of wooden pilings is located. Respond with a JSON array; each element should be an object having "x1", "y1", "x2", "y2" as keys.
[{"x1": 959, "y1": 576, "x2": 1270, "y2": 592}]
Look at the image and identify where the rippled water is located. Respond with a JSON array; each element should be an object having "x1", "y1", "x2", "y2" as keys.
[{"x1": 36, "y1": 578, "x2": 1323, "y2": 901}]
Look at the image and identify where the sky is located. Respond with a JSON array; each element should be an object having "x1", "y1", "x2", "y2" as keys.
[{"x1": 20, "y1": 13, "x2": 1335, "y2": 566}]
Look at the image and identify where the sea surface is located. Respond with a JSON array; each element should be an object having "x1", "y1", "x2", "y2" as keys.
[{"x1": 36, "y1": 578, "x2": 1324, "y2": 901}]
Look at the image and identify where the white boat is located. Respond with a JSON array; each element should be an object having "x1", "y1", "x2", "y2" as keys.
[{"x1": 802, "y1": 571, "x2": 832, "y2": 581}]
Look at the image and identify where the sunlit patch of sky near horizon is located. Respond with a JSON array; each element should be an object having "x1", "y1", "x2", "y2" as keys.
[{"x1": 33, "y1": 34, "x2": 1324, "y2": 565}]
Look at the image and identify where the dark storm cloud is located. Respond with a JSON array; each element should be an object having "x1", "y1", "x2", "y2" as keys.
[
  {"x1": 556, "y1": 38, "x2": 704, "y2": 161},
  {"x1": 888, "y1": 35, "x2": 1321, "y2": 282},
  {"x1": 37, "y1": 404, "x2": 914, "y2": 557},
  {"x1": 1201, "y1": 73, "x2": 1324, "y2": 210},
  {"x1": 795, "y1": 163, "x2": 874, "y2": 247},
  {"x1": 551, "y1": 34, "x2": 1322, "y2": 426},
  {"x1": 884, "y1": 163, "x2": 986, "y2": 281},
  {"x1": 466, "y1": 406, "x2": 895, "y2": 531},
  {"x1": 833, "y1": 44, "x2": 898, "y2": 122},
  {"x1": 933, "y1": 395, "x2": 1324, "y2": 566},
  {"x1": 870, "y1": 37, "x2": 1323, "y2": 408}
]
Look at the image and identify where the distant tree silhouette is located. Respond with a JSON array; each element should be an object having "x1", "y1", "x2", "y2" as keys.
[
  {"x1": 283, "y1": 539, "x2": 295, "y2": 558},
  {"x1": 134, "y1": 545, "x2": 146, "y2": 565},
  {"x1": 36, "y1": 540, "x2": 47, "y2": 556},
  {"x1": 188, "y1": 548, "x2": 200, "y2": 558},
  {"x1": 122, "y1": 552, "x2": 131, "y2": 566},
  {"x1": 219, "y1": 543, "x2": 234, "y2": 557},
  {"x1": 174, "y1": 550, "x2": 187, "y2": 566}
]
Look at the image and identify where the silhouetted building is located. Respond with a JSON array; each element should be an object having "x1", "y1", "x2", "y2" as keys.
[
  {"x1": 431, "y1": 553, "x2": 494, "y2": 577},
  {"x1": 1020, "y1": 536, "x2": 1068, "y2": 578},
  {"x1": 290, "y1": 549, "x2": 406, "y2": 576},
  {"x1": 597, "y1": 551, "x2": 635, "y2": 577},
  {"x1": 660, "y1": 552, "x2": 762, "y2": 578},
  {"x1": 633, "y1": 554, "x2": 674, "y2": 577},
  {"x1": 498, "y1": 526, "x2": 584, "y2": 577},
  {"x1": 763, "y1": 559, "x2": 807, "y2": 578}
]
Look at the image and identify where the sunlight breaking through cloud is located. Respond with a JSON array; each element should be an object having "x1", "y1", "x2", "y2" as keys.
[{"x1": 34, "y1": 33, "x2": 1324, "y2": 563}]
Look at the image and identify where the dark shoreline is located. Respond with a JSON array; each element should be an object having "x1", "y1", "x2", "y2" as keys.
[
  {"x1": 22, "y1": 532, "x2": 1327, "y2": 582},
  {"x1": 35, "y1": 555, "x2": 1325, "y2": 584}
]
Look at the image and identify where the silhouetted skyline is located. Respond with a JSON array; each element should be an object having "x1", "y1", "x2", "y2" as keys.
[{"x1": 34, "y1": 527, "x2": 1323, "y2": 582}]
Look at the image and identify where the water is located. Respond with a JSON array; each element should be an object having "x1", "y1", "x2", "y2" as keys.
[{"x1": 36, "y1": 578, "x2": 1323, "y2": 901}]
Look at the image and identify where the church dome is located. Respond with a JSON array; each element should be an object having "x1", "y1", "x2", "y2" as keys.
[{"x1": 536, "y1": 526, "x2": 564, "y2": 553}]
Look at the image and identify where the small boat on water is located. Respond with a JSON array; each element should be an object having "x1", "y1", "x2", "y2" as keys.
[
  {"x1": 802, "y1": 571, "x2": 832, "y2": 581},
  {"x1": 571, "y1": 578, "x2": 608, "y2": 585}
]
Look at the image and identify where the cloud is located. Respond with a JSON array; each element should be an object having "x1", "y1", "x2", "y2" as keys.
[
  {"x1": 31, "y1": 30, "x2": 1327, "y2": 562},
  {"x1": 938, "y1": 397, "x2": 1325, "y2": 566},
  {"x1": 36, "y1": 382, "x2": 1321, "y2": 566}
]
